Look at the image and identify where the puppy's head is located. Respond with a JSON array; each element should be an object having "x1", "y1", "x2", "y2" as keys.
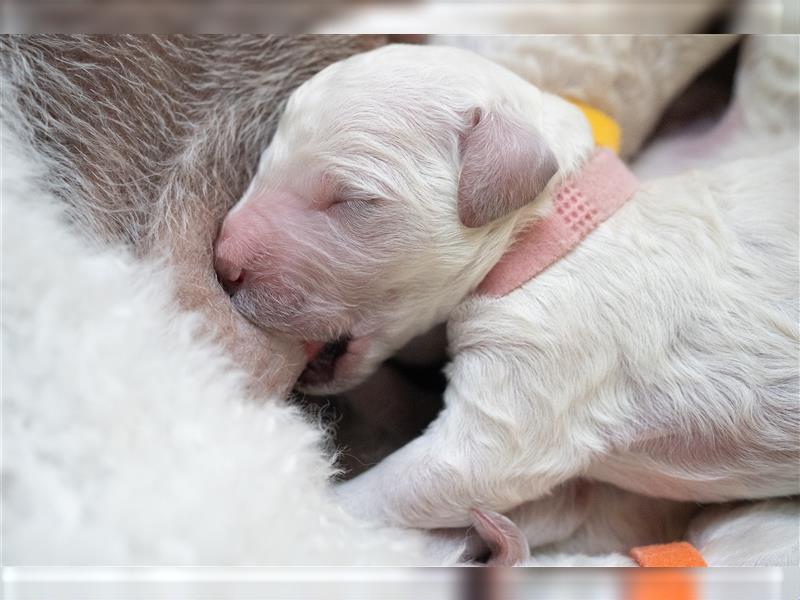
[{"x1": 214, "y1": 45, "x2": 593, "y2": 393}]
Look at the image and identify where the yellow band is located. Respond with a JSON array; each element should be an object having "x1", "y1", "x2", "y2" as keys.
[{"x1": 565, "y1": 98, "x2": 622, "y2": 155}]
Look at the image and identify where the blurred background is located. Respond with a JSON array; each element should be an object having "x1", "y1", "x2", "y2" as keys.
[
  {"x1": 1, "y1": 567, "x2": 798, "y2": 599},
  {"x1": 1, "y1": 0, "x2": 797, "y2": 33}
]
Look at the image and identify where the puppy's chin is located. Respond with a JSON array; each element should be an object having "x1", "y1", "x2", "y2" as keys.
[{"x1": 232, "y1": 288, "x2": 349, "y2": 341}]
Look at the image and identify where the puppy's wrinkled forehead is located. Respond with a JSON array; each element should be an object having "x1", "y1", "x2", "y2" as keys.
[
  {"x1": 264, "y1": 45, "x2": 548, "y2": 211},
  {"x1": 272, "y1": 46, "x2": 502, "y2": 172}
]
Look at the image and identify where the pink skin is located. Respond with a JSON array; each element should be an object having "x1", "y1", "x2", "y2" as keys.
[
  {"x1": 217, "y1": 188, "x2": 357, "y2": 375},
  {"x1": 214, "y1": 174, "x2": 409, "y2": 392},
  {"x1": 470, "y1": 509, "x2": 530, "y2": 566},
  {"x1": 215, "y1": 185, "x2": 343, "y2": 337},
  {"x1": 215, "y1": 188, "x2": 319, "y2": 304}
]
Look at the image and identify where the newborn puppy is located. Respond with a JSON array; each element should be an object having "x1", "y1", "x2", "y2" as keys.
[{"x1": 214, "y1": 45, "x2": 799, "y2": 530}]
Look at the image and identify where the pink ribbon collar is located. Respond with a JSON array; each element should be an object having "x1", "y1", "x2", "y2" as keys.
[{"x1": 476, "y1": 148, "x2": 638, "y2": 297}]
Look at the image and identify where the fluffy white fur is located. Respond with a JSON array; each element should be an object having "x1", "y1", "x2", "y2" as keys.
[
  {"x1": 1, "y1": 127, "x2": 438, "y2": 565},
  {"x1": 216, "y1": 43, "x2": 799, "y2": 562}
]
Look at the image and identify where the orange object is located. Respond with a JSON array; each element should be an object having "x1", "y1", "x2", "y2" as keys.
[
  {"x1": 629, "y1": 541, "x2": 707, "y2": 567},
  {"x1": 627, "y1": 570, "x2": 699, "y2": 600}
]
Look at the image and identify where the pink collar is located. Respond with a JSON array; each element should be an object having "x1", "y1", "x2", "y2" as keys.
[{"x1": 476, "y1": 148, "x2": 638, "y2": 297}]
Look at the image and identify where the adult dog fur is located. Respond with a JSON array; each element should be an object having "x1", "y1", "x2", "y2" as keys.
[{"x1": 1, "y1": 35, "x2": 383, "y2": 396}]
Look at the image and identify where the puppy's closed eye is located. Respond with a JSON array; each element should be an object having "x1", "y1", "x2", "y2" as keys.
[
  {"x1": 326, "y1": 196, "x2": 380, "y2": 216},
  {"x1": 327, "y1": 196, "x2": 364, "y2": 209}
]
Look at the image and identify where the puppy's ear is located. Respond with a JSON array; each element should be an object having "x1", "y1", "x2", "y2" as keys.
[{"x1": 457, "y1": 107, "x2": 558, "y2": 228}]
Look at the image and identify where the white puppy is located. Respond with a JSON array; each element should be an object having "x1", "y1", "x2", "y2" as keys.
[{"x1": 214, "y1": 45, "x2": 799, "y2": 535}]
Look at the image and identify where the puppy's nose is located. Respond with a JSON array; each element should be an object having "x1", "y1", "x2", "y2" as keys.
[
  {"x1": 215, "y1": 202, "x2": 271, "y2": 296},
  {"x1": 214, "y1": 237, "x2": 247, "y2": 296},
  {"x1": 216, "y1": 258, "x2": 245, "y2": 295}
]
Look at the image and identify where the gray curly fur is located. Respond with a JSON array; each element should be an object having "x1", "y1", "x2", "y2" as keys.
[
  {"x1": 2, "y1": 35, "x2": 383, "y2": 246},
  {"x1": 1, "y1": 34, "x2": 384, "y2": 395}
]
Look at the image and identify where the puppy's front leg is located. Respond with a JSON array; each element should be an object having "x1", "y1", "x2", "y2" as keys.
[{"x1": 335, "y1": 369, "x2": 588, "y2": 529}]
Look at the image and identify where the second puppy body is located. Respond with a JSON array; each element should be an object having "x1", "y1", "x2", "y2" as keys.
[{"x1": 214, "y1": 45, "x2": 799, "y2": 534}]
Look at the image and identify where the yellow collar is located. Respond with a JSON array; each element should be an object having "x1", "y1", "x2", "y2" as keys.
[{"x1": 565, "y1": 98, "x2": 621, "y2": 155}]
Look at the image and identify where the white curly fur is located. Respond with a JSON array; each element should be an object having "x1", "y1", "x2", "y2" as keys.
[{"x1": 1, "y1": 124, "x2": 442, "y2": 565}]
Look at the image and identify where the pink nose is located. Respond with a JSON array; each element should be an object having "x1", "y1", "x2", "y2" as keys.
[
  {"x1": 215, "y1": 253, "x2": 245, "y2": 296},
  {"x1": 214, "y1": 192, "x2": 291, "y2": 296},
  {"x1": 214, "y1": 220, "x2": 248, "y2": 295}
]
